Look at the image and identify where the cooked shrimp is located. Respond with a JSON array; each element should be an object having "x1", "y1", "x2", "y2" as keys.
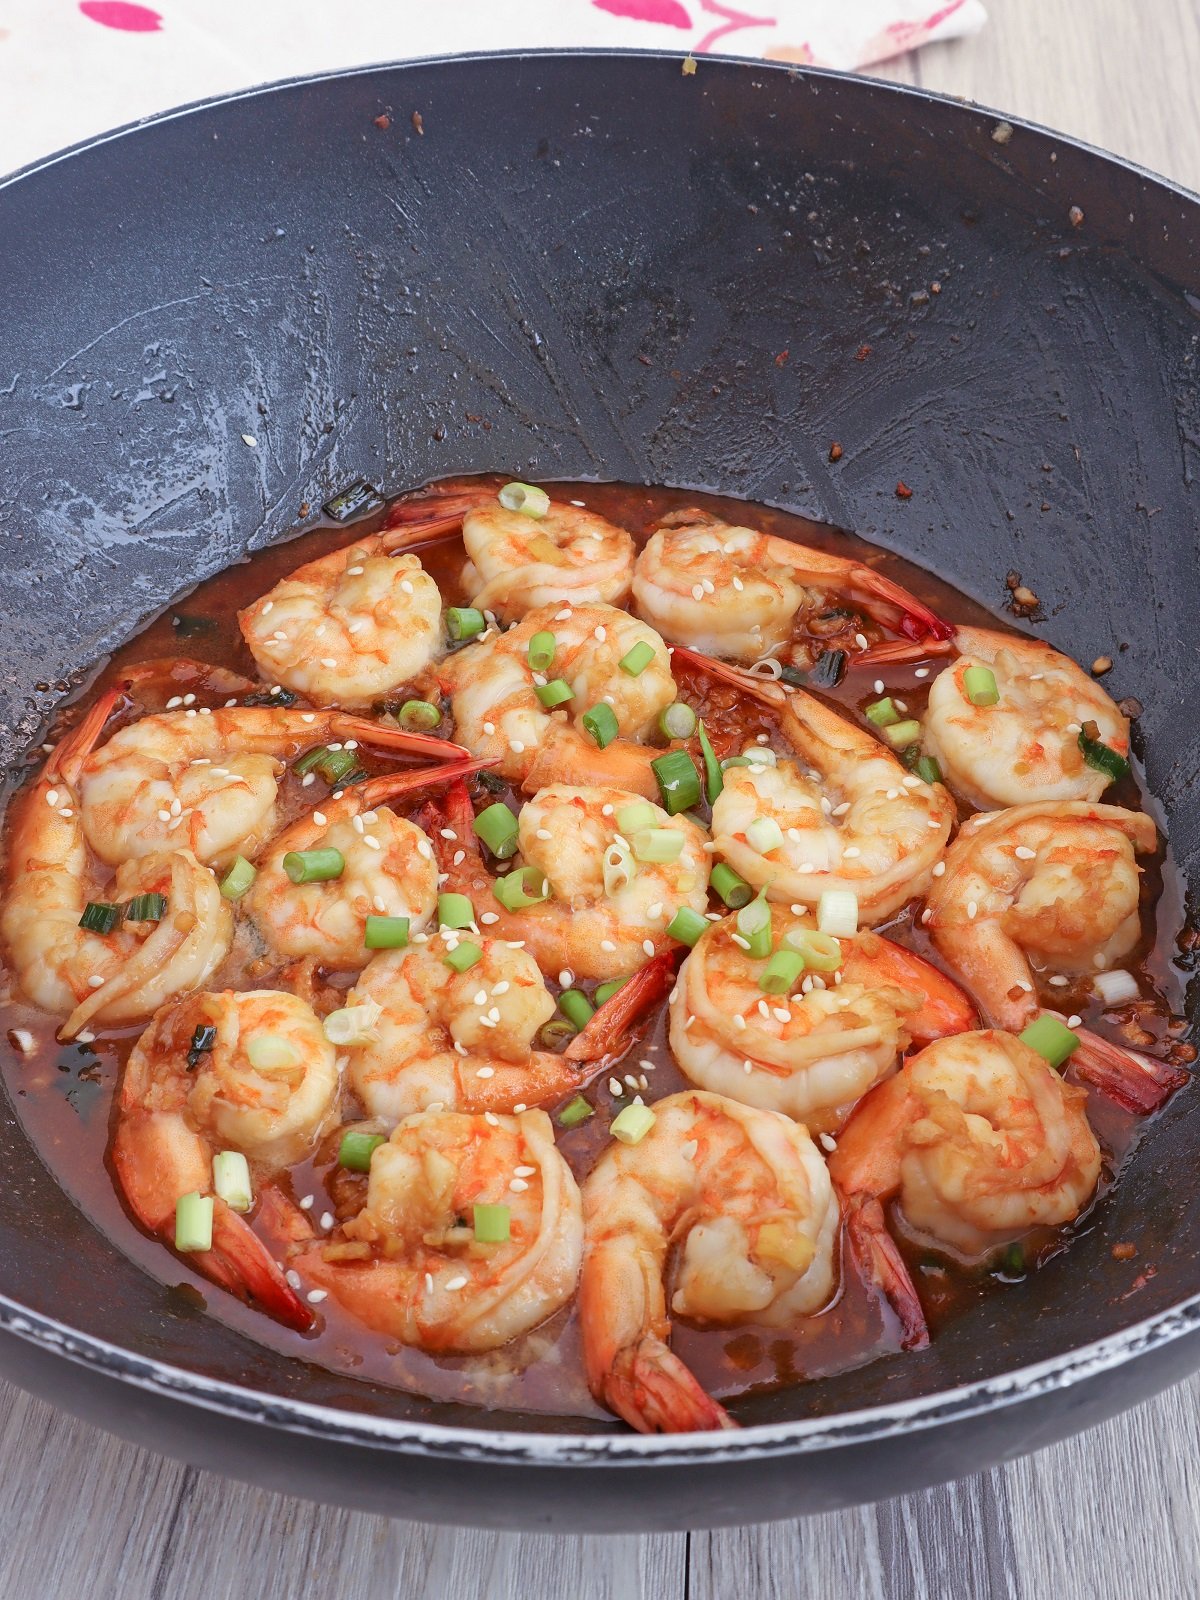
[
  {"x1": 683, "y1": 651, "x2": 954, "y2": 922},
  {"x1": 386, "y1": 486, "x2": 635, "y2": 619},
  {"x1": 1, "y1": 690, "x2": 232, "y2": 1038},
  {"x1": 439, "y1": 602, "x2": 676, "y2": 797},
  {"x1": 630, "y1": 514, "x2": 951, "y2": 664},
  {"x1": 244, "y1": 764, "x2": 484, "y2": 968},
  {"x1": 670, "y1": 912, "x2": 976, "y2": 1131},
  {"x1": 78, "y1": 701, "x2": 464, "y2": 868},
  {"x1": 113, "y1": 988, "x2": 341, "y2": 1330},
  {"x1": 238, "y1": 532, "x2": 443, "y2": 707},
  {"x1": 294, "y1": 1108, "x2": 582, "y2": 1352},
  {"x1": 860, "y1": 626, "x2": 1130, "y2": 808},
  {"x1": 579, "y1": 1090, "x2": 838, "y2": 1433}
]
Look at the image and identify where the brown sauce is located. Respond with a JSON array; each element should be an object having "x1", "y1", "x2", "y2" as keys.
[{"x1": 0, "y1": 475, "x2": 1190, "y2": 1422}]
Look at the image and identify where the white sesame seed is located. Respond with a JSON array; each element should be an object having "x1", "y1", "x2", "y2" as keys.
[
  {"x1": 509, "y1": 740, "x2": 525, "y2": 754},
  {"x1": 480, "y1": 911, "x2": 499, "y2": 924},
  {"x1": 844, "y1": 846, "x2": 861, "y2": 858},
  {"x1": 558, "y1": 969, "x2": 574, "y2": 988},
  {"x1": 967, "y1": 900, "x2": 977, "y2": 919},
  {"x1": 513, "y1": 1103, "x2": 527, "y2": 1113},
  {"x1": 600, "y1": 939, "x2": 616, "y2": 953},
  {"x1": 732, "y1": 576, "x2": 744, "y2": 592},
  {"x1": 915, "y1": 668, "x2": 929, "y2": 679},
  {"x1": 732, "y1": 1014, "x2": 747, "y2": 1030},
  {"x1": 681, "y1": 1139, "x2": 698, "y2": 1160},
  {"x1": 609, "y1": 1078, "x2": 623, "y2": 1096},
  {"x1": 319, "y1": 1211, "x2": 335, "y2": 1231},
  {"x1": 691, "y1": 584, "x2": 705, "y2": 601},
  {"x1": 594, "y1": 626, "x2": 606, "y2": 642},
  {"x1": 1015, "y1": 845, "x2": 1037, "y2": 860},
  {"x1": 87, "y1": 975, "x2": 105, "y2": 989},
  {"x1": 301, "y1": 773, "x2": 316, "y2": 787},
  {"x1": 833, "y1": 801, "x2": 852, "y2": 816},
  {"x1": 514, "y1": 1165, "x2": 536, "y2": 1177},
  {"x1": 555, "y1": 609, "x2": 572, "y2": 621},
  {"x1": 855, "y1": 633, "x2": 869, "y2": 650},
  {"x1": 10, "y1": 1030, "x2": 35, "y2": 1054},
  {"x1": 425, "y1": 1272, "x2": 435, "y2": 1293},
  {"x1": 286, "y1": 1270, "x2": 302, "y2": 1290},
  {"x1": 482, "y1": 722, "x2": 495, "y2": 735},
  {"x1": 477, "y1": 1066, "x2": 495, "y2": 1079},
  {"x1": 363, "y1": 835, "x2": 380, "y2": 851},
  {"x1": 743, "y1": 1060, "x2": 754, "y2": 1074},
  {"x1": 445, "y1": 1274, "x2": 469, "y2": 1291},
  {"x1": 157, "y1": 808, "x2": 171, "y2": 822},
  {"x1": 921, "y1": 909, "x2": 932, "y2": 925},
  {"x1": 873, "y1": 680, "x2": 885, "y2": 694},
  {"x1": 182, "y1": 693, "x2": 196, "y2": 707},
  {"x1": 772, "y1": 1007, "x2": 791, "y2": 1023},
  {"x1": 45, "y1": 789, "x2": 59, "y2": 807},
  {"x1": 1067, "y1": 1014, "x2": 1083, "y2": 1028},
  {"x1": 485, "y1": 1111, "x2": 499, "y2": 1126},
  {"x1": 819, "y1": 1132, "x2": 837, "y2": 1153},
  {"x1": 299, "y1": 1195, "x2": 314, "y2": 1210},
  {"x1": 601, "y1": 804, "x2": 614, "y2": 817},
  {"x1": 927, "y1": 819, "x2": 940, "y2": 829},
  {"x1": 307, "y1": 1289, "x2": 327, "y2": 1304},
  {"x1": 509, "y1": 1178, "x2": 529, "y2": 1193}
]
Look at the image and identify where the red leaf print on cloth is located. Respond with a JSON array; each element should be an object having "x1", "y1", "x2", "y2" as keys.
[
  {"x1": 592, "y1": 0, "x2": 693, "y2": 27},
  {"x1": 79, "y1": 1, "x2": 163, "y2": 31}
]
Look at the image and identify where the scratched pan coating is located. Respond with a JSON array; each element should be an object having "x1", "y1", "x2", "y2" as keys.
[{"x1": 0, "y1": 52, "x2": 1198, "y2": 1530}]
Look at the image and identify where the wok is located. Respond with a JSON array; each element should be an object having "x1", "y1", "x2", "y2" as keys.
[{"x1": 0, "y1": 51, "x2": 1198, "y2": 1533}]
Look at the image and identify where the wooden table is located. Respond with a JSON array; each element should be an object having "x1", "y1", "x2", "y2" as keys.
[{"x1": 3, "y1": 2, "x2": 1199, "y2": 1595}]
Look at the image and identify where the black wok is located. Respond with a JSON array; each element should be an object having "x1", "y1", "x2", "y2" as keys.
[{"x1": 0, "y1": 51, "x2": 1198, "y2": 1532}]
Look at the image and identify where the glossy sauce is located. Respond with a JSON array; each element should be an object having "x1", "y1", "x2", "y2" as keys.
[{"x1": 0, "y1": 476, "x2": 1191, "y2": 1421}]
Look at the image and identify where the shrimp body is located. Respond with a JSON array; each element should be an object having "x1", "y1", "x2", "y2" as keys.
[
  {"x1": 295, "y1": 1108, "x2": 582, "y2": 1352},
  {"x1": 239, "y1": 533, "x2": 442, "y2": 707},
  {"x1": 830, "y1": 1029, "x2": 1101, "y2": 1261},
  {"x1": 113, "y1": 988, "x2": 341, "y2": 1329},
  {"x1": 441, "y1": 603, "x2": 675, "y2": 796},
  {"x1": 670, "y1": 913, "x2": 975, "y2": 1131},
  {"x1": 923, "y1": 627, "x2": 1130, "y2": 808},
  {"x1": 580, "y1": 1091, "x2": 838, "y2": 1433}
]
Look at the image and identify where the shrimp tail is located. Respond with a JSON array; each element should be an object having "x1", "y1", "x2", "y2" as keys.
[
  {"x1": 1072, "y1": 1027, "x2": 1189, "y2": 1115},
  {"x1": 856, "y1": 570, "x2": 954, "y2": 644},
  {"x1": 353, "y1": 757, "x2": 498, "y2": 811},
  {"x1": 669, "y1": 645, "x2": 788, "y2": 710},
  {"x1": 51, "y1": 686, "x2": 126, "y2": 786},
  {"x1": 604, "y1": 1335, "x2": 737, "y2": 1434},
  {"x1": 566, "y1": 950, "x2": 681, "y2": 1063},
  {"x1": 844, "y1": 1194, "x2": 929, "y2": 1351},
  {"x1": 380, "y1": 491, "x2": 489, "y2": 547},
  {"x1": 205, "y1": 1198, "x2": 316, "y2": 1332},
  {"x1": 339, "y1": 714, "x2": 470, "y2": 764},
  {"x1": 853, "y1": 636, "x2": 957, "y2": 668}
]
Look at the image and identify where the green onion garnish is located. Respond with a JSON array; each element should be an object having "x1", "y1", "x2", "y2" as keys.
[
  {"x1": 631, "y1": 827, "x2": 685, "y2": 865},
  {"x1": 611, "y1": 1102, "x2": 656, "y2": 1146},
  {"x1": 616, "y1": 802, "x2": 658, "y2": 835},
  {"x1": 651, "y1": 748, "x2": 701, "y2": 815},
  {"x1": 759, "y1": 949, "x2": 805, "y2": 995},
  {"x1": 667, "y1": 906, "x2": 708, "y2": 946},
  {"x1": 915, "y1": 755, "x2": 942, "y2": 785},
  {"x1": 1018, "y1": 1014, "x2": 1079, "y2": 1070},
  {"x1": 338, "y1": 1130, "x2": 386, "y2": 1171},
  {"x1": 174, "y1": 1192, "x2": 214, "y2": 1253},
  {"x1": 527, "y1": 630, "x2": 556, "y2": 672},
  {"x1": 473, "y1": 1203, "x2": 511, "y2": 1243},
  {"x1": 186, "y1": 1023, "x2": 217, "y2": 1070},
  {"x1": 493, "y1": 867, "x2": 551, "y2": 911},
  {"x1": 816, "y1": 889, "x2": 858, "y2": 938},
  {"x1": 710, "y1": 863, "x2": 753, "y2": 910},
  {"x1": 283, "y1": 848, "x2": 345, "y2": 884},
  {"x1": 782, "y1": 928, "x2": 843, "y2": 971},
  {"x1": 963, "y1": 664, "x2": 1000, "y2": 706},
  {"x1": 444, "y1": 941, "x2": 483, "y2": 973},
  {"x1": 246, "y1": 1034, "x2": 298, "y2": 1071},
  {"x1": 219, "y1": 855, "x2": 257, "y2": 900},
  {"x1": 583, "y1": 703, "x2": 619, "y2": 749},
  {"x1": 1002, "y1": 1243, "x2": 1026, "y2": 1275},
  {"x1": 619, "y1": 641, "x2": 656, "y2": 677},
  {"x1": 1078, "y1": 721, "x2": 1130, "y2": 782},
  {"x1": 559, "y1": 989, "x2": 596, "y2": 1032},
  {"x1": 364, "y1": 915, "x2": 409, "y2": 949},
  {"x1": 315, "y1": 749, "x2": 359, "y2": 786},
  {"x1": 594, "y1": 977, "x2": 629, "y2": 1007},
  {"x1": 539, "y1": 1019, "x2": 578, "y2": 1050},
  {"x1": 212, "y1": 1151, "x2": 252, "y2": 1213},
  {"x1": 602, "y1": 840, "x2": 636, "y2": 898},
  {"x1": 323, "y1": 1003, "x2": 383, "y2": 1046},
  {"x1": 658, "y1": 701, "x2": 697, "y2": 741},
  {"x1": 882, "y1": 719, "x2": 922, "y2": 750},
  {"x1": 697, "y1": 721, "x2": 723, "y2": 804},
  {"x1": 865, "y1": 697, "x2": 900, "y2": 727},
  {"x1": 123, "y1": 893, "x2": 167, "y2": 922},
  {"x1": 473, "y1": 801, "x2": 520, "y2": 859},
  {"x1": 292, "y1": 745, "x2": 332, "y2": 776},
  {"x1": 396, "y1": 699, "x2": 441, "y2": 731},
  {"x1": 535, "y1": 678, "x2": 575, "y2": 709},
  {"x1": 745, "y1": 817, "x2": 784, "y2": 855},
  {"x1": 720, "y1": 755, "x2": 754, "y2": 772},
  {"x1": 438, "y1": 892, "x2": 475, "y2": 929},
  {"x1": 447, "y1": 606, "x2": 486, "y2": 642},
  {"x1": 78, "y1": 902, "x2": 121, "y2": 935},
  {"x1": 558, "y1": 1094, "x2": 594, "y2": 1128},
  {"x1": 498, "y1": 481, "x2": 550, "y2": 518},
  {"x1": 736, "y1": 887, "x2": 772, "y2": 960}
]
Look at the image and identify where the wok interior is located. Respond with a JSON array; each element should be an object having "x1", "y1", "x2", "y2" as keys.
[{"x1": 0, "y1": 53, "x2": 1197, "y2": 1438}]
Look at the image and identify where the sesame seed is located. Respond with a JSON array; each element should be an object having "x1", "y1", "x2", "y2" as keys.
[
  {"x1": 1067, "y1": 1014, "x2": 1082, "y2": 1028},
  {"x1": 932, "y1": 861, "x2": 946, "y2": 877},
  {"x1": 454, "y1": 1040, "x2": 468, "y2": 1055},
  {"x1": 682, "y1": 1139, "x2": 698, "y2": 1160},
  {"x1": 166, "y1": 696, "x2": 183, "y2": 710},
  {"x1": 915, "y1": 667, "x2": 929, "y2": 679},
  {"x1": 445, "y1": 1274, "x2": 469, "y2": 1291},
  {"x1": 844, "y1": 846, "x2": 861, "y2": 859},
  {"x1": 555, "y1": 609, "x2": 572, "y2": 621},
  {"x1": 286, "y1": 1270, "x2": 302, "y2": 1289},
  {"x1": 417, "y1": 840, "x2": 433, "y2": 859},
  {"x1": 157, "y1": 808, "x2": 170, "y2": 823},
  {"x1": 855, "y1": 633, "x2": 869, "y2": 651},
  {"x1": 86, "y1": 975, "x2": 105, "y2": 989},
  {"x1": 182, "y1": 694, "x2": 196, "y2": 707},
  {"x1": 10, "y1": 1030, "x2": 35, "y2": 1054},
  {"x1": 509, "y1": 1178, "x2": 529, "y2": 1193},
  {"x1": 513, "y1": 1103, "x2": 527, "y2": 1112},
  {"x1": 301, "y1": 773, "x2": 316, "y2": 786},
  {"x1": 594, "y1": 626, "x2": 606, "y2": 642},
  {"x1": 886, "y1": 789, "x2": 900, "y2": 801},
  {"x1": 967, "y1": 900, "x2": 977, "y2": 919},
  {"x1": 691, "y1": 584, "x2": 705, "y2": 601},
  {"x1": 682, "y1": 1014, "x2": 696, "y2": 1029},
  {"x1": 299, "y1": 1195, "x2": 315, "y2": 1210},
  {"x1": 483, "y1": 722, "x2": 496, "y2": 735},
  {"x1": 1015, "y1": 845, "x2": 1036, "y2": 860},
  {"x1": 536, "y1": 828, "x2": 552, "y2": 841},
  {"x1": 509, "y1": 740, "x2": 525, "y2": 754},
  {"x1": 319, "y1": 1211, "x2": 335, "y2": 1231},
  {"x1": 477, "y1": 1066, "x2": 495, "y2": 1079},
  {"x1": 797, "y1": 863, "x2": 815, "y2": 875},
  {"x1": 45, "y1": 789, "x2": 59, "y2": 807},
  {"x1": 732, "y1": 576, "x2": 744, "y2": 592},
  {"x1": 833, "y1": 801, "x2": 852, "y2": 816},
  {"x1": 921, "y1": 909, "x2": 932, "y2": 924},
  {"x1": 772, "y1": 1007, "x2": 790, "y2": 1023},
  {"x1": 927, "y1": 819, "x2": 940, "y2": 829},
  {"x1": 874, "y1": 680, "x2": 885, "y2": 694},
  {"x1": 602, "y1": 804, "x2": 614, "y2": 817},
  {"x1": 646, "y1": 902, "x2": 664, "y2": 920},
  {"x1": 624, "y1": 1073, "x2": 638, "y2": 1088},
  {"x1": 514, "y1": 1165, "x2": 536, "y2": 1177},
  {"x1": 609, "y1": 1078, "x2": 623, "y2": 1096},
  {"x1": 480, "y1": 911, "x2": 499, "y2": 924},
  {"x1": 558, "y1": 969, "x2": 574, "y2": 987},
  {"x1": 732, "y1": 1014, "x2": 746, "y2": 1030},
  {"x1": 425, "y1": 1272, "x2": 435, "y2": 1293},
  {"x1": 743, "y1": 1060, "x2": 754, "y2": 1074},
  {"x1": 819, "y1": 1133, "x2": 837, "y2": 1153},
  {"x1": 485, "y1": 1111, "x2": 500, "y2": 1126},
  {"x1": 600, "y1": 939, "x2": 616, "y2": 953},
  {"x1": 669, "y1": 986, "x2": 680, "y2": 1003},
  {"x1": 306, "y1": 1289, "x2": 327, "y2": 1304}
]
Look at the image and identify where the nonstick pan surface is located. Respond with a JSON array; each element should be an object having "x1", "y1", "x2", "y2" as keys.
[{"x1": 0, "y1": 51, "x2": 1199, "y2": 1531}]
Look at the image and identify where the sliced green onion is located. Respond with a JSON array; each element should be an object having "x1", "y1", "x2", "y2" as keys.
[
  {"x1": 1002, "y1": 1243, "x2": 1026, "y2": 1275},
  {"x1": 736, "y1": 888, "x2": 772, "y2": 961},
  {"x1": 246, "y1": 1034, "x2": 298, "y2": 1071},
  {"x1": 174, "y1": 1192, "x2": 214, "y2": 1253},
  {"x1": 658, "y1": 701, "x2": 697, "y2": 741},
  {"x1": 963, "y1": 664, "x2": 1000, "y2": 706},
  {"x1": 817, "y1": 889, "x2": 858, "y2": 938},
  {"x1": 559, "y1": 989, "x2": 595, "y2": 1031},
  {"x1": 396, "y1": 699, "x2": 440, "y2": 731},
  {"x1": 498, "y1": 481, "x2": 550, "y2": 518},
  {"x1": 123, "y1": 892, "x2": 167, "y2": 922},
  {"x1": 865, "y1": 697, "x2": 900, "y2": 728},
  {"x1": 292, "y1": 744, "x2": 332, "y2": 776},
  {"x1": 594, "y1": 977, "x2": 629, "y2": 1007},
  {"x1": 219, "y1": 855, "x2": 257, "y2": 900},
  {"x1": 667, "y1": 906, "x2": 708, "y2": 946},
  {"x1": 473, "y1": 802, "x2": 520, "y2": 859},
  {"x1": 473, "y1": 1202, "x2": 511, "y2": 1243},
  {"x1": 759, "y1": 949, "x2": 806, "y2": 995},
  {"x1": 697, "y1": 721, "x2": 723, "y2": 804},
  {"x1": 315, "y1": 749, "x2": 359, "y2": 786},
  {"x1": 527, "y1": 630, "x2": 556, "y2": 672},
  {"x1": 364, "y1": 914, "x2": 409, "y2": 949},
  {"x1": 338, "y1": 1130, "x2": 386, "y2": 1171},
  {"x1": 617, "y1": 802, "x2": 658, "y2": 835},
  {"x1": 583, "y1": 702, "x2": 620, "y2": 749},
  {"x1": 783, "y1": 928, "x2": 843, "y2": 972},
  {"x1": 602, "y1": 840, "x2": 636, "y2": 898},
  {"x1": 915, "y1": 755, "x2": 943, "y2": 786},
  {"x1": 186, "y1": 1023, "x2": 217, "y2": 1070},
  {"x1": 711, "y1": 863, "x2": 753, "y2": 910},
  {"x1": 493, "y1": 867, "x2": 551, "y2": 910},
  {"x1": 652, "y1": 748, "x2": 701, "y2": 815},
  {"x1": 721, "y1": 755, "x2": 754, "y2": 771},
  {"x1": 535, "y1": 678, "x2": 575, "y2": 709},
  {"x1": 539, "y1": 1019, "x2": 578, "y2": 1050},
  {"x1": 743, "y1": 744, "x2": 777, "y2": 766},
  {"x1": 444, "y1": 941, "x2": 483, "y2": 973},
  {"x1": 558, "y1": 1094, "x2": 594, "y2": 1128},
  {"x1": 283, "y1": 848, "x2": 345, "y2": 884},
  {"x1": 882, "y1": 719, "x2": 922, "y2": 750},
  {"x1": 611, "y1": 1102, "x2": 656, "y2": 1146},
  {"x1": 631, "y1": 827, "x2": 684, "y2": 865},
  {"x1": 1078, "y1": 721, "x2": 1130, "y2": 782},
  {"x1": 78, "y1": 901, "x2": 121, "y2": 935},
  {"x1": 746, "y1": 816, "x2": 784, "y2": 855},
  {"x1": 447, "y1": 606, "x2": 486, "y2": 641},
  {"x1": 323, "y1": 1002, "x2": 383, "y2": 1046},
  {"x1": 212, "y1": 1151, "x2": 252, "y2": 1213},
  {"x1": 619, "y1": 641, "x2": 656, "y2": 677},
  {"x1": 1018, "y1": 1014, "x2": 1079, "y2": 1070},
  {"x1": 438, "y1": 892, "x2": 475, "y2": 929}
]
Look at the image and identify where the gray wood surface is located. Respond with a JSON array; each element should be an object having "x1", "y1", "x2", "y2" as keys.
[{"x1": 3, "y1": 1, "x2": 1199, "y2": 1595}]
